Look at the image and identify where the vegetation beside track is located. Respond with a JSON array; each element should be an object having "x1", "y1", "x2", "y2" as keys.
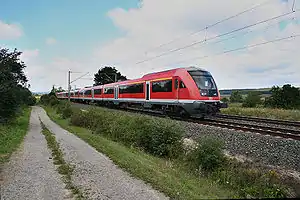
[
  {"x1": 41, "y1": 98, "x2": 293, "y2": 199},
  {"x1": 220, "y1": 84, "x2": 300, "y2": 121},
  {"x1": 0, "y1": 107, "x2": 31, "y2": 164},
  {"x1": 221, "y1": 103, "x2": 300, "y2": 121}
]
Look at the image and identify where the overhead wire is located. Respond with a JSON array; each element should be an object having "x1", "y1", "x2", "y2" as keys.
[
  {"x1": 172, "y1": 15, "x2": 295, "y2": 58},
  {"x1": 145, "y1": 0, "x2": 274, "y2": 53},
  {"x1": 169, "y1": 34, "x2": 300, "y2": 65},
  {"x1": 136, "y1": 9, "x2": 299, "y2": 65}
]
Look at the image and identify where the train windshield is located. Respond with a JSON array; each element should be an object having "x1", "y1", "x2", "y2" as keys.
[{"x1": 188, "y1": 70, "x2": 218, "y2": 97}]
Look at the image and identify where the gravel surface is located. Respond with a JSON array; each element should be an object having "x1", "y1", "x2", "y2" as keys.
[
  {"x1": 37, "y1": 106, "x2": 168, "y2": 200},
  {"x1": 0, "y1": 107, "x2": 68, "y2": 200},
  {"x1": 178, "y1": 120, "x2": 300, "y2": 172}
]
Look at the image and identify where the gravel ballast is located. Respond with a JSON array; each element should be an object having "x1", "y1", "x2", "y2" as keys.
[
  {"x1": 0, "y1": 107, "x2": 67, "y2": 200},
  {"x1": 179, "y1": 120, "x2": 300, "y2": 172},
  {"x1": 37, "y1": 106, "x2": 168, "y2": 200}
]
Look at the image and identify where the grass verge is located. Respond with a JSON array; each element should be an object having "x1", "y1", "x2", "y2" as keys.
[
  {"x1": 0, "y1": 107, "x2": 31, "y2": 164},
  {"x1": 40, "y1": 120, "x2": 84, "y2": 200},
  {"x1": 44, "y1": 106, "x2": 237, "y2": 199},
  {"x1": 221, "y1": 104, "x2": 300, "y2": 121}
]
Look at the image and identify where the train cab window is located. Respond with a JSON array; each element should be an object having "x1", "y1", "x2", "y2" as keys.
[
  {"x1": 104, "y1": 87, "x2": 114, "y2": 94},
  {"x1": 175, "y1": 79, "x2": 178, "y2": 89},
  {"x1": 179, "y1": 81, "x2": 186, "y2": 88},
  {"x1": 152, "y1": 79, "x2": 172, "y2": 92},
  {"x1": 94, "y1": 89, "x2": 102, "y2": 95},
  {"x1": 85, "y1": 90, "x2": 92, "y2": 95}
]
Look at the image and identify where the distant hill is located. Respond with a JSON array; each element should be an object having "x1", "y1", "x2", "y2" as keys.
[
  {"x1": 32, "y1": 92, "x2": 49, "y2": 95},
  {"x1": 219, "y1": 88, "x2": 272, "y2": 97}
]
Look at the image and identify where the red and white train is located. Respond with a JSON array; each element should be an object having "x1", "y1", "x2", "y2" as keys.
[{"x1": 56, "y1": 67, "x2": 227, "y2": 118}]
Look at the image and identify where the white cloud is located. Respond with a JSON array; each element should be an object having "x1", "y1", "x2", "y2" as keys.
[
  {"x1": 92, "y1": 0, "x2": 300, "y2": 89},
  {"x1": 24, "y1": 0, "x2": 300, "y2": 91},
  {"x1": 46, "y1": 37, "x2": 57, "y2": 45},
  {"x1": 0, "y1": 20, "x2": 22, "y2": 39}
]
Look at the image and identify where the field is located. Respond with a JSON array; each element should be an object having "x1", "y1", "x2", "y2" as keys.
[{"x1": 221, "y1": 103, "x2": 300, "y2": 121}]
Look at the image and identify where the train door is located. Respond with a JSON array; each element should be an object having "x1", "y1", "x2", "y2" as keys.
[
  {"x1": 174, "y1": 77, "x2": 179, "y2": 101},
  {"x1": 91, "y1": 88, "x2": 94, "y2": 102},
  {"x1": 145, "y1": 81, "x2": 150, "y2": 100},
  {"x1": 114, "y1": 86, "x2": 119, "y2": 99}
]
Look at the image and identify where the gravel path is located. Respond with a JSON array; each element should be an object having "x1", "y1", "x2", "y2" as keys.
[
  {"x1": 179, "y1": 121, "x2": 300, "y2": 172},
  {"x1": 0, "y1": 107, "x2": 67, "y2": 200},
  {"x1": 37, "y1": 106, "x2": 168, "y2": 200}
]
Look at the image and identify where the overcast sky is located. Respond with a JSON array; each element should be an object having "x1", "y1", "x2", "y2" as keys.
[{"x1": 1, "y1": 0, "x2": 300, "y2": 92}]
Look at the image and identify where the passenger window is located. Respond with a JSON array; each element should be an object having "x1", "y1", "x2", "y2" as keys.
[
  {"x1": 152, "y1": 79, "x2": 172, "y2": 92},
  {"x1": 179, "y1": 81, "x2": 186, "y2": 88}
]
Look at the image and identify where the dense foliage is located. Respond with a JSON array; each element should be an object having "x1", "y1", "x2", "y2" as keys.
[
  {"x1": 265, "y1": 84, "x2": 300, "y2": 109},
  {"x1": 230, "y1": 90, "x2": 243, "y2": 103},
  {"x1": 242, "y1": 91, "x2": 261, "y2": 108},
  {"x1": 0, "y1": 48, "x2": 36, "y2": 123},
  {"x1": 94, "y1": 66, "x2": 127, "y2": 86}
]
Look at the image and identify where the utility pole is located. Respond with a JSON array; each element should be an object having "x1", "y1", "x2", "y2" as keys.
[{"x1": 68, "y1": 70, "x2": 71, "y2": 102}]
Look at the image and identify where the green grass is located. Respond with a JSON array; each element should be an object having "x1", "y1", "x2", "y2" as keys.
[
  {"x1": 221, "y1": 105, "x2": 300, "y2": 121},
  {"x1": 44, "y1": 106, "x2": 237, "y2": 199},
  {"x1": 0, "y1": 107, "x2": 31, "y2": 164},
  {"x1": 40, "y1": 121, "x2": 84, "y2": 200}
]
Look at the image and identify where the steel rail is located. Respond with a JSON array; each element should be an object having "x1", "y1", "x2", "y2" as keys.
[{"x1": 215, "y1": 114, "x2": 300, "y2": 127}]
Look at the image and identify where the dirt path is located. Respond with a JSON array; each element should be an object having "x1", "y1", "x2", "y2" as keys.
[{"x1": 0, "y1": 107, "x2": 68, "y2": 200}]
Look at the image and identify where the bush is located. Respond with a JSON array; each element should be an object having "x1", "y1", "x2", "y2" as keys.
[
  {"x1": 40, "y1": 94, "x2": 50, "y2": 105},
  {"x1": 69, "y1": 107, "x2": 184, "y2": 158},
  {"x1": 49, "y1": 95, "x2": 59, "y2": 106},
  {"x1": 242, "y1": 91, "x2": 261, "y2": 108},
  {"x1": 221, "y1": 97, "x2": 229, "y2": 103},
  {"x1": 230, "y1": 90, "x2": 243, "y2": 103},
  {"x1": 187, "y1": 136, "x2": 226, "y2": 171}
]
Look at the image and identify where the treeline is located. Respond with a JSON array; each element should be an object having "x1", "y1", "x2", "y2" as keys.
[
  {"x1": 222, "y1": 84, "x2": 300, "y2": 109},
  {"x1": 0, "y1": 48, "x2": 36, "y2": 123}
]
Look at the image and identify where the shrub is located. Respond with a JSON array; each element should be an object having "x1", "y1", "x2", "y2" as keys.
[
  {"x1": 69, "y1": 107, "x2": 184, "y2": 158},
  {"x1": 62, "y1": 105, "x2": 73, "y2": 119},
  {"x1": 221, "y1": 97, "x2": 229, "y2": 103},
  {"x1": 187, "y1": 136, "x2": 226, "y2": 171},
  {"x1": 242, "y1": 91, "x2": 261, "y2": 108},
  {"x1": 49, "y1": 95, "x2": 59, "y2": 106},
  {"x1": 230, "y1": 90, "x2": 243, "y2": 103},
  {"x1": 40, "y1": 94, "x2": 50, "y2": 105}
]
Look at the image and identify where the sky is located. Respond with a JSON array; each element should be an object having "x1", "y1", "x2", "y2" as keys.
[{"x1": 0, "y1": 0, "x2": 300, "y2": 92}]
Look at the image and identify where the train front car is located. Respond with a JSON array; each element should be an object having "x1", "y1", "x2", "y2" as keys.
[{"x1": 181, "y1": 67, "x2": 227, "y2": 118}]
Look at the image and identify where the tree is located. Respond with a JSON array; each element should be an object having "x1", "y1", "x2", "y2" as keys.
[
  {"x1": 0, "y1": 48, "x2": 35, "y2": 123},
  {"x1": 265, "y1": 84, "x2": 300, "y2": 109},
  {"x1": 49, "y1": 85, "x2": 65, "y2": 96},
  {"x1": 230, "y1": 90, "x2": 243, "y2": 103},
  {"x1": 94, "y1": 66, "x2": 127, "y2": 86},
  {"x1": 242, "y1": 91, "x2": 261, "y2": 108}
]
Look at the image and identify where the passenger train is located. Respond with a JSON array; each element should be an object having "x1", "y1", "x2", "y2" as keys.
[{"x1": 56, "y1": 67, "x2": 227, "y2": 118}]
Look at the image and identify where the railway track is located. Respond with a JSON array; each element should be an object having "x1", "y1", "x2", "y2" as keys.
[
  {"x1": 72, "y1": 102, "x2": 300, "y2": 141},
  {"x1": 215, "y1": 113, "x2": 300, "y2": 127},
  {"x1": 190, "y1": 118, "x2": 300, "y2": 141}
]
